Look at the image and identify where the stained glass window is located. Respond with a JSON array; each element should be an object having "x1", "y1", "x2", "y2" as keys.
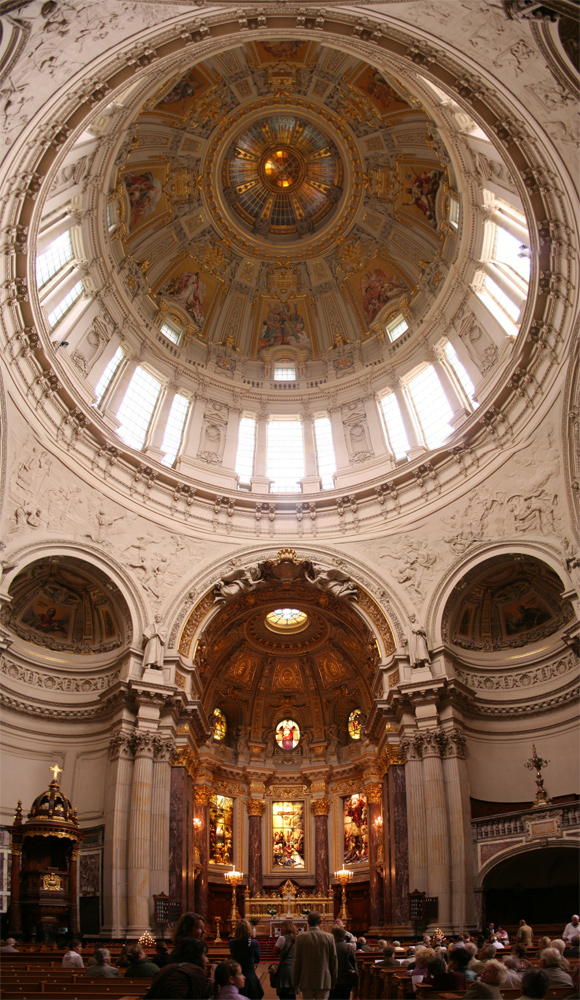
[
  {"x1": 348, "y1": 709, "x2": 363, "y2": 740},
  {"x1": 275, "y1": 719, "x2": 301, "y2": 750},
  {"x1": 211, "y1": 708, "x2": 227, "y2": 741},
  {"x1": 266, "y1": 608, "x2": 308, "y2": 632},
  {"x1": 273, "y1": 801, "x2": 305, "y2": 869},
  {"x1": 209, "y1": 793, "x2": 233, "y2": 865},
  {"x1": 343, "y1": 793, "x2": 368, "y2": 864}
]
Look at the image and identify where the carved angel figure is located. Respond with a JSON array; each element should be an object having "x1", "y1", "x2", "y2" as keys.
[
  {"x1": 214, "y1": 564, "x2": 263, "y2": 603},
  {"x1": 305, "y1": 565, "x2": 358, "y2": 600}
]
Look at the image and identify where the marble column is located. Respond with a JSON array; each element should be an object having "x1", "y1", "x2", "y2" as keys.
[
  {"x1": 401, "y1": 735, "x2": 428, "y2": 896},
  {"x1": 383, "y1": 763, "x2": 409, "y2": 930},
  {"x1": 247, "y1": 799, "x2": 265, "y2": 895},
  {"x1": 69, "y1": 846, "x2": 80, "y2": 935},
  {"x1": 312, "y1": 799, "x2": 331, "y2": 895},
  {"x1": 127, "y1": 733, "x2": 155, "y2": 935},
  {"x1": 194, "y1": 785, "x2": 211, "y2": 919},
  {"x1": 366, "y1": 783, "x2": 384, "y2": 932},
  {"x1": 442, "y1": 729, "x2": 475, "y2": 931},
  {"x1": 422, "y1": 730, "x2": 451, "y2": 932},
  {"x1": 150, "y1": 739, "x2": 175, "y2": 905},
  {"x1": 102, "y1": 732, "x2": 134, "y2": 937}
]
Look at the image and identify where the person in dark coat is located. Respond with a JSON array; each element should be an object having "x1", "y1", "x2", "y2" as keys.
[
  {"x1": 145, "y1": 937, "x2": 211, "y2": 999},
  {"x1": 155, "y1": 940, "x2": 172, "y2": 967},
  {"x1": 124, "y1": 944, "x2": 160, "y2": 977},
  {"x1": 229, "y1": 919, "x2": 264, "y2": 1000},
  {"x1": 329, "y1": 925, "x2": 359, "y2": 1000},
  {"x1": 273, "y1": 919, "x2": 296, "y2": 1000}
]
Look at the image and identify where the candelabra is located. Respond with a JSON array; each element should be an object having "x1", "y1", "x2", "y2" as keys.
[
  {"x1": 525, "y1": 744, "x2": 552, "y2": 807},
  {"x1": 224, "y1": 867, "x2": 244, "y2": 931},
  {"x1": 214, "y1": 916, "x2": 223, "y2": 944},
  {"x1": 334, "y1": 867, "x2": 353, "y2": 925}
]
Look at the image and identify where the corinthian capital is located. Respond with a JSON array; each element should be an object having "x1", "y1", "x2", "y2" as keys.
[
  {"x1": 194, "y1": 784, "x2": 213, "y2": 807},
  {"x1": 312, "y1": 798, "x2": 331, "y2": 816},
  {"x1": 246, "y1": 798, "x2": 265, "y2": 817}
]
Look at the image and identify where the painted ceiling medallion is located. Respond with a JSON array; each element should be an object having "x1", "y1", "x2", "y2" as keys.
[{"x1": 223, "y1": 116, "x2": 343, "y2": 238}]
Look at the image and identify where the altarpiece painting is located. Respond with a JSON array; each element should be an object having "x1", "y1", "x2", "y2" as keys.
[
  {"x1": 209, "y1": 794, "x2": 233, "y2": 865},
  {"x1": 272, "y1": 801, "x2": 305, "y2": 870},
  {"x1": 343, "y1": 793, "x2": 368, "y2": 864}
]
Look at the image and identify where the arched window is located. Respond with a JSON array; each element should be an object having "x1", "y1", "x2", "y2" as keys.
[
  {"x1": 160, "y1": 393, "x2": 189, "y2": 466},
  {"x1": 235, "y1": 416, "x2": 257, "y2": 485},
  {"x1": 406, "y1": 366, "x2": 454, "y2": 449},
  {"x1": 314, "y1": 415, "x2": 337, "y2": 489},
  {"x1": 116, "y1": 366, "x2": 162, "y2": 450},
  {"x1": 267, "y1": 419, "x2": 305, "y2": 492}
]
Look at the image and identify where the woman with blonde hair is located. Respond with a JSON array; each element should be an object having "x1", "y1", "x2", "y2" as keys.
[{"x1": 229, "y1": 919, "x2": 264, "y2": 1000}]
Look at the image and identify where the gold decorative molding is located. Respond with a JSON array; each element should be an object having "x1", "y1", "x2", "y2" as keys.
[
  {"x1": 365, "y1": 782, "x2": 383, "y2": 804},
  {"x1": 312, "y1": 798, "x2": 331, "y2": 816},
  {"x1": 382, "y1": 745, "x2": 404, "y2": 768},
  {"x1": 42, "y1": 873, "x2": 62, "y2": 891},
  {"x1": 246, "y1": 798, "x2": 265, "y2": 816},
  {"x1": 269, "y1": 784, "x2": 309, "y2": 799},
  {"x1": 172, "y1": 746, "x2": 197, "y2": 779},
  {"x1": 194, "y1": 784, "x2": 213, "y2": 807}
]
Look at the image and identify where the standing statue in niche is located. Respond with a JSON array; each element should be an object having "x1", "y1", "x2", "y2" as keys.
[
  {"x1": 327, "y1": 724, "x2": 339, "y2": 757},
  {"x1": 142, "y1": 614, "x2": 166, "y2": 670},
  {"x1": 235, "y1": 725, "x2": 249, "y2": 760},
  {"x1": 408, "y1": 614, "x2": 431, "y2": 667}
]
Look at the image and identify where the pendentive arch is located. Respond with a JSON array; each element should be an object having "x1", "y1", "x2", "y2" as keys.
[{"x1": 164, "y1": 543, "x2": 409, "y2": 664}]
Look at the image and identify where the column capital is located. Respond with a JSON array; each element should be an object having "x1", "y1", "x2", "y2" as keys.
[
  {"x1": 441, "y1": 728, "x2": 467, "y2": 759},
  {"x1": 365, "y1": 783, "x2": 383, "y2": 804},
  {"x1": 246, "y1": 798, "x2": 265, "y2": 817},
  {"x1": 171, "y1": 746, "x2": 197, "y2": 778},
  {"x1": 194, "y1": 784, "x2": 213, "y2": 807},
  {"x1": 312, "y1": 798, "x2": 331, "y2": 816}
]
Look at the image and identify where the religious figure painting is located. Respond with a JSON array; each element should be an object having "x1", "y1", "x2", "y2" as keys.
[
  {"x1": 257, "y1": 299, "x2": 313, "y2": 352},
  {"x1": 254, "y1": 40, "x2": 309, "y2": 62},
  {"x1": 209, "y1": 794, "x2": 234, "y2": 865},
  {"x1": 158, "y1": 262, "x2": 219, "y2": 334},
  {"x1": 352, "y1": 64, "x2": 409, "y2": 115},
  {"x1": 122, "y1": 169, "x2": 164, "y2": 232},
  {"x1": 22, "y1": 600, "x2": 70, "y2": 638},
  {"x1": 347, "y1": 262, "x2": 407, "y2": 326},
  {"x1": 156, "y1": 68, "x2": 205, "y2": 110},
  {"x1": 272, "y1": 801, "x2": 305, "y2": 869},
  {"x1": 275, "y1": 719, "x2": 300, "y2": 751},
  {"x1": 398, "y1": 163, "x2": 445, "y2": 230},
  {"x1": 211, "y1": 708, "x2": 227, "y2": 741},
  {"x1": 343, "y1": 793, "x2": 369, "y2": 864},
  {"x1": 503, "y1": 600, "x2": 551, "y2": 635}
]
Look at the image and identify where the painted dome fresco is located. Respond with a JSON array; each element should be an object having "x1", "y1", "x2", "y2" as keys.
[{"x1": 111, "y1": 40, "x2": 455, "y2": 359}]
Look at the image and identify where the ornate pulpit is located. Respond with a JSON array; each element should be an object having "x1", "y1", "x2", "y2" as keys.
[{"x1": 8, "y1": 765, "x2": 84, "y2": 940}]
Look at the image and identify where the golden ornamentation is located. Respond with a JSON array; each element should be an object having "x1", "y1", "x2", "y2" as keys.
[
  {"x1": 365, "y1": 782, "x2": 383, "y2": 804},
  {"x1": 246, "y1": 798, "x2": 265, "y2": 816},
  {"x1": 269, "y1": 785, "x2": 308, "y2": 799},
  {"x1": 172, "y1": 746, "x2": 197, "y2": 778},
  {"x1": 49, "y1": 763, "x2": 63, "y2": 782},
  {"x1": 42, "y1": 873, "x2": 62, "y2": 891},
  {"x1": 175, "y1": 672, "x2": 187, "y2": 690},
  {"x1": 357, "y1": 589, "x2": 396, "y2": 657},
  {"x1": 382, "y1": 745, "x2": 404, "y2": 768},
  {"x1": 179, "y1": 592, "x2": 214, "y2": 657},
  {"x1": 312, "y1": 798, "x2": 331, "y2": 815},
  {"x1": 194, "y1": 785, "x2": 213, "y2": 807}
]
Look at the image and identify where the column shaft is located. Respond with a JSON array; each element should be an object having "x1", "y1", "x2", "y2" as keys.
[
  {"x1": 102, "y1": 740, "x2": 134, "y2": 937},
  {"x1": 150, "y1": 756, "x2": 172, "y2": 902},
  {"x1": 422, "y1": 737, "x2": 451, "y2": 931},
  {"x1": 253, "y1": 415, "x2": 268, "y2": 478},
  {"x1": 442, "y1": 737, "x2": 475, "y2": 932},
  {"x1": 367, "y1": 791, "x2": 384, "y2": 931},
  {"x1": 403, "y1": 751, "x2": 428, "y2": 894},
  {"x1": 127, "y1": 744, "x2": 154, "y2": 934},
  {"x1": 393, "y1": 383, "x2": 424, "y2": 454},
  {"x1": 69, "y1": 849, "x2": 80, "y2": 935},
  {"x1": 313, "y1": 801, "x2": 331, "y2": 895},
  {"x1": 247, "y1": 802, "x2": 264, "y2": 896}
]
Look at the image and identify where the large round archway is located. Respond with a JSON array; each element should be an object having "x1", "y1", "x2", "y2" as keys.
[{"x1": 483, "y1": 846, "x2": 579, "y2": 926}]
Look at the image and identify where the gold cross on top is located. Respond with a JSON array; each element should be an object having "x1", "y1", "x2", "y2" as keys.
[{"x1": 49, "y1": 763, "x2": 63, "y2": 782}]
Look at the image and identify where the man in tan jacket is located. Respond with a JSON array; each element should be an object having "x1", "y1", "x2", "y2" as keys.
[
  {"x1": 516, "y1": 920, "x2": 534, "y2": 947},
  {"x1": 293, "y1": 910, "x2": 338, "y2": 1000}
]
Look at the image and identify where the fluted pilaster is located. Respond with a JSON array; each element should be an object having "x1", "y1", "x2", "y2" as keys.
[
  {"x1": 400, "y1": 735, "x2": 428, "y2": 894},
  {"x1": 421, "y1": 730, "x2": 451, "y2": 930},
  {"x1": 441, "y1": 729, "x2": 475, "y2": 931},
  {"x1": 127, "y1": 733, "x2": 155, "y2": 934}
]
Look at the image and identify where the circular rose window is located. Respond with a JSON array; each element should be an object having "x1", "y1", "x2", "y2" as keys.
[
  {"x1": 275, "y1": 719, "x2": 301, "y2": 750},
  {"x1": 265, "y1": 608, "x2": 308, "y2": 633}
]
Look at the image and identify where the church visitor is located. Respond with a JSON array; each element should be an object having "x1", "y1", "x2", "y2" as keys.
[
  {"x1": 174, "y1": 912, "x2": 206, "y2": 947},
  {"x1": 520, "y1": 968, "x2": 550, "y2": 1000},
  {"x1": 124, "y1": 943, "x2": 160, "y2": 977},
  {"x1": 155, "y1": 940, "x2": 172, "y2": 967},
  {"x1": 424, "y1": 954, "x2": 466, "y2": 992},
  {"x1": 214, "y1": 960, "x2": 250, "y2": 1000},
  {"x1": 86, "y1": 948, "x2": 120, "y2": 978},
  {"x1": 0, "y1": 938, "x2": 19, "y2": 953},
  {"x1": 229, "y1": 919, "x2": 263, "y2": 1000},
  {"x1": 62, "y1": 940, "x2": 83, "y2": 968},
  {"x1": 272, "y1": 919, "x2": 296, "y2": 1000},
  {"x1": 329, "y1": 925, "x2": 359, "y2": 1000},
  {"x1": 564, "y1": 935, "x2": 579, "y2": 958},
  {"x1": 378, "y1": 946, "x2": 399, "y2": 968},
  {"x1": 517, "y1": 920, "x2": 534, "y2": 946},
  {"x1": 496, "y1": 927, "x2": 509, "y2": 946},
  {"x1": 464, "y1": 959, "x2": 508, "y2": 1000},
  {"x1": 333, "y1": 918, "x2": 355, "y2": 947},
  {"x1": 563, "y1": 916, "x2": 580, "y2": 944},
  {"x1": 539, "y1": 947, "x2": 574, "y2": 988},
  {"x1": 502, "y1": 956, "x2": 525, "y2": 987},
  {"x1": 145, "y1": 937, "x2": 211, "y2": 998}
]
